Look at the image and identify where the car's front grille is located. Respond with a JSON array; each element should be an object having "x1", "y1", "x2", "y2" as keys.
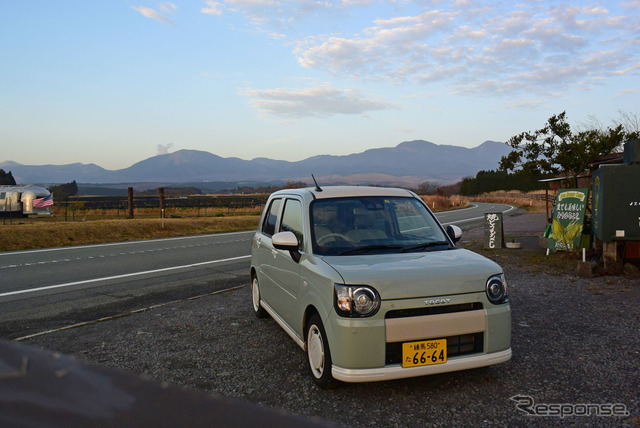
[
  {"x1": 385, "y1": 302, "x2": 483, "y2": 319},
  {"x1": 386, "y1": 333, "x2": 484, "y2": 365}
]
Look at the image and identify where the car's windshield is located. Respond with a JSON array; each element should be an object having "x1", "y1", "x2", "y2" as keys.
[{"x1": 310, "y1": 196, "x2": 451, "y2": 256}]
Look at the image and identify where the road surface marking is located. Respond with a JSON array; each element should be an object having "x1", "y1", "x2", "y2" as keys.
[{"x1": 0, "y1": 255, "x2": 251, "y2": 298}]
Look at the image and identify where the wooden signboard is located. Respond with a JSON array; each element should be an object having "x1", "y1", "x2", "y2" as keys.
[{"x1": 484, "y1": 212, "x2": 504, "y2": 249}]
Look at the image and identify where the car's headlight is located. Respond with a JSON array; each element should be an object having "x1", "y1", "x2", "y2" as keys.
[
  {"x1": 334, "y1": 284, "x2": 381, "y2": 317},
  {"x1": 486, "y1": 274, "x2": 508, "y2": 304}
]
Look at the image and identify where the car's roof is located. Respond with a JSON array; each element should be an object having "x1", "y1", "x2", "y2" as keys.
[{"x1": 273, "y1": 185, "x2": 415, "y2": 199}]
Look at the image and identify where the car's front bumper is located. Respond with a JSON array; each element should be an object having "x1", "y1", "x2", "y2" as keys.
[{"x1": 332, "y1": 348, "x2": 512, "y2": 383}]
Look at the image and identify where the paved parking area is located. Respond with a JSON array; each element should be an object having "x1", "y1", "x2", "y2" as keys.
[{"x1": 21, "y1": 213, "x2": 640, "y2": 427}]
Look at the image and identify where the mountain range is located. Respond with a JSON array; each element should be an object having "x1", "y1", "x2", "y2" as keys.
[{"x1": 1, "y1": 140, "x2": 511, "y2": 187}]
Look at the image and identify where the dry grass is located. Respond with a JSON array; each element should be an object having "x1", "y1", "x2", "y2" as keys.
[
  {"x1": 0, "y1": 194, "x2": 490, "y2": 251},
  {"x1": 420, "y1": 195, "x2": 470, "y2": 212},
  {"x1": 0, "y1": 216, "x2": 260, "y2": 252},
  {"x1": 471, "y1": 190, "x2": 549, "y2": 212}
]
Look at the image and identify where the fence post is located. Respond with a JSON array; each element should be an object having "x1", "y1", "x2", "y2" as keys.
[
  {"x1": 127, "y1": 187, "x2": 134, "y2": 219},
  {"x1": 159, "y1": 187, "x2": 165, "y2": 214}
]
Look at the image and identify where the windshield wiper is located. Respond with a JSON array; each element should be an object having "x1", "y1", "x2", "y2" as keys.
[
  {"x1": 339, "y1": 244, "x2": 405, "y2": 255},
  {"x1": 401, "y1": 241, "x2": 451, "y2": 253}
]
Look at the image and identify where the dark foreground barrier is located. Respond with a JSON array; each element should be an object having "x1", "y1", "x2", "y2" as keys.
[{"x1": 0, "y1": 340, "x2": 335, "y2": 428}]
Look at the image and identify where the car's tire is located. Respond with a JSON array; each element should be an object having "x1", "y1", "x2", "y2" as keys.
[
  {"x1": 306, "y1": 314, "x2": 335, "y2": 388},
  {"x1": 251, "y1": 276, "x2": 267, "y2": 319}
]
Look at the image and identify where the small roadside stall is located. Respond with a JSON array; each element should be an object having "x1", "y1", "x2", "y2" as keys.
[{"x1": 538, "y1": 139, "x2": 640, "y2": 274}]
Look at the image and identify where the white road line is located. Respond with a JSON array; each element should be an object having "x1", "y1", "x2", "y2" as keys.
[
  {"x1": 441, "y1": 205, "x2": 516, "y2": 226},
  {"x1": 14, "y1": 284, "x2": 248, "y2": 341},
  {"x1": 0, "y1": 255, "x2": 251, "y2": 298},
  {"x1": 434, "y1": 203, "x2": 479, "y2": 216},
  {"x1": 0, "y1": 236, "x2": 254, "y2": 270},
  {"x1": 0, "y1": 230, "x2": 255, "y2": 257}
]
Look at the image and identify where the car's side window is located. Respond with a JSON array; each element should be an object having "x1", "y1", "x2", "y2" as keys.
[
  {"x1": 261, "y1": 198, "x2": 282, "y2": 237},
  {"x1": 280, "y1": 199, "x2": 304, "y2": 249}
]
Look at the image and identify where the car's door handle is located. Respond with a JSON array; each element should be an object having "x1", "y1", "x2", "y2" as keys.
[{"x1": 271, "y1": 249, "x2": 278, "y2": 257}]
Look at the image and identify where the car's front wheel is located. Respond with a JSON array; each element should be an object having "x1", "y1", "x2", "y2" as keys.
[
  {"x1": 306, "y1": 314, "x2": 334, "y2": 388},
  {"x1": 251, "y1": 276, "x2": 267, "y2": 319}
]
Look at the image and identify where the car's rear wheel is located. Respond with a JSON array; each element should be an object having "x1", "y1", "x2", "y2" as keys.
[
  {"x1": 306, "y1": 314, "x2": 334, "y2": 388},
  {"x1": 251, "y1": 276, "x2": 267, "y2": 318}
]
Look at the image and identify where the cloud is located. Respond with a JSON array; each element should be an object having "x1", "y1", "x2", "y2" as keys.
[
  {"x1": 201, "y1": 1, "x2": 223, "y2": 16},
  {"x1": 612, "y1": 88, "x2": 638, "y2": 99},
  {"x1": 289, "y1": 2, "x2": 638, "y2": 95},
  {"x1": 157, "y1": 143, "x2": 174, "y2": 155},
  {"x1": 621, "y1": 0, "x2": 640, "y2": 10},
  {"x1": 159, "y1": 2, "x2": 177, "y2": 13},
  {"x1": 131, "y1": 5, "x2": 175, "y2": 26},
  {"x1": 610, "y1": 62, "x2": 640, "y2": 75},
  {"x1": 503, "y1": 99, "x2": 545, "y2": 109},
  {"x1": 207, "y1": 1, "x2": 637, "y2": 96},
  {"x1": 242, "y1": 86, "x2": 396, "y2": 118}
]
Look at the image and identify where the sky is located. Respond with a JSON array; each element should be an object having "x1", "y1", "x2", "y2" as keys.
[{"x1": 1, "y1": 0, "x2": 639, "y2": 170}]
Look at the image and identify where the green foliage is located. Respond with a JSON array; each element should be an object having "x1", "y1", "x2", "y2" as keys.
[
  {"x1": 459, "y1": 170, "x2": 547, "y2": 196},
  {"x1": 48, "y1": 180, "x2": 79, "y2": 200},
  {"x1": 499, "y1": 111, "x2": 637, "y2": 183},
  {"x1": 0, "y1": 169, "x2": 16, "y2": 185}
]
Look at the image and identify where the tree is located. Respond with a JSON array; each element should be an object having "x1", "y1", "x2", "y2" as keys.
[
  {"x1": 284, "y1": 180, "x2": 307, "y2": 189},
  {"x1": 499, "y1": 112, "x2": 637, "y2": 186},
  {"x1": 415, "y1": 181, "x2": 438, "y2": 195},
  {"x1": 459, "y1": 169, "x2": 547, "y2": 195},
  {"x1": 0, "y1": 169, "x2": 16, "y2": 185},
  {"x1": 48, "y1": 180, "x2": 79, "y2": 200}
]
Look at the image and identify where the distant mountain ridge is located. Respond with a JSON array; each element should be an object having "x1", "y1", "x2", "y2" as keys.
[{"x1": 1, "y1": 140, "x2": 511, "y2": 186}]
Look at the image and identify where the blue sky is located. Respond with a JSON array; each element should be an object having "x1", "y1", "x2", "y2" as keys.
[{"x1": 1, "y1": 0, "x2": 638, "y2": 170}]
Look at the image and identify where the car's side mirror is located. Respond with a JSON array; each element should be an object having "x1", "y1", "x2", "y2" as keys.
[
  {"x1": 446, "y1": 225, "x2": 462, "y2": 243},
  {"x1": 272, "y1": 231, "x2": 299, "y2": 250},
  {"x1": 272, "y1": 231, "x2": 301, "y2": 262}
]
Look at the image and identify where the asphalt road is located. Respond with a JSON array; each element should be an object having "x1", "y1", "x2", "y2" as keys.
[
  {"x1": 437, "y1": 202, "x2": 517, "y2": 228},
  {"x1": 0, "y1": 202, "x2": 516, "y2": 339},
  {"x1": 0, "y1": 232, "x2": 254, "y2": 338}
]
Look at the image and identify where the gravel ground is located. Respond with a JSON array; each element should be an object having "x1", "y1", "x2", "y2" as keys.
[{"x1": 23, "y1": 213, "x2": 640, "y2": 427}]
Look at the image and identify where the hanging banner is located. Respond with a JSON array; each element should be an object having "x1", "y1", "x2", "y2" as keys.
[{"x1": 549, "y1": 188, "x2": 589, "y2": 252}]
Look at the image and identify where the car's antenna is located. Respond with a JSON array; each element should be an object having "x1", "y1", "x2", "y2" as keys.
[{"x1": 312, "y1": 174, "x2": 323, "y2": 192}]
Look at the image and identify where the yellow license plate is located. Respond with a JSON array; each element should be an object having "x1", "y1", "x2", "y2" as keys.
[{"x1": 402, "y1": 339, "x2": 447, "y2": 368}]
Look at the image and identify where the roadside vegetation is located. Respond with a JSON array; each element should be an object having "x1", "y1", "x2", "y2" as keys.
[
  {"x1": 0, "y1": 193, "x2": 473, "y2": 251},
  {"x1": 0, "y1": 215, "x2": 261, "y2": 252},
  {"x1": 1, "y1": 190, "x2": 552, "y2": 252},
  {"x1": 5, "y1": 111, "x2": 635, "y2": 251},
  {"x1": 469, "y1": 190, "x2": 548, "y2": 213}
]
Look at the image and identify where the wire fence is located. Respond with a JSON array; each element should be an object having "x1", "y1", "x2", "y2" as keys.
[{"x1": 45, "y1": 194, "x2": 270, "y2": 221}]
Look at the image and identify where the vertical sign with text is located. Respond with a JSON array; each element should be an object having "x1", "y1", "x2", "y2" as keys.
[
  {"x1": 549, "y1": 188, "x2": 589, "y2": 252},
  {"x1": 484, "y1": 212, "x2": 504, "y2": 249}
]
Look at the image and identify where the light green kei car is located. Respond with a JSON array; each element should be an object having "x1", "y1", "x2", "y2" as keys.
[{"x1": 250, "y1": 186, "x2": 511, "y2": 387}]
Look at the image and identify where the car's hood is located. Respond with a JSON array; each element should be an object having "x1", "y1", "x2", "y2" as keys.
[{"x1": 320, "y1": 249, "x2": 502, "y2": 300}]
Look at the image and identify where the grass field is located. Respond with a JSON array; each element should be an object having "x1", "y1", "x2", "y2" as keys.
[
  {"x1": 0, "y1": 192, "x2": 545, "y2": 251},
  {"x1": 0, "y1": 216, "x2": 261, "y2": 252}
]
